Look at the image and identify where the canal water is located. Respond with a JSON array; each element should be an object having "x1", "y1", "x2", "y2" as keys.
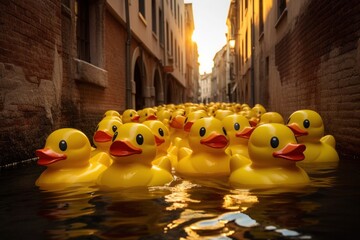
[{"x1": 0, "y1": 158, "x2": 359, "y2": 239}]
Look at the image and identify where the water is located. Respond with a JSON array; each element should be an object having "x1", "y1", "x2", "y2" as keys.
[{"x1": 0, "y1": 159, "x2": 359, "y2": 239}]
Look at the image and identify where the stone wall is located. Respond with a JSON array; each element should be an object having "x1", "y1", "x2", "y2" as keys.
[
  {"x1": 272, "y1": 0, "x2": 360, "y2": 157},
  {"x1": 0, "y1": 1, "x2": 63, "y2": 164}
]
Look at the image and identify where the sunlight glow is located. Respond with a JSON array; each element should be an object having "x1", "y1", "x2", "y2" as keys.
[{"x1": 185, "y1": 0, "x2": 231, "y2": 73}]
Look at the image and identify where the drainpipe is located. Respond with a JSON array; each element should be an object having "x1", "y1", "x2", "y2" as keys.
[
  {"x1": 250, "y1": 0, "x2": 255, "y2": 106},
  {"x1": 125, "y1": 0, "x2": 132, "y2": 109},
  {"x1": 161, "y1": 0, "x2": 168, "y2": 104}
]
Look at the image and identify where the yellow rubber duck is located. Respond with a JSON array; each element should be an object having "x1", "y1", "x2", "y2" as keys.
[
  {"x1": 156, "y1": 108, "x2": 172, "y2": 127},
  {"x1": 175, "y1": 117, "x2": 232, "y2": 177},
  {"x1": 35, "y1": 128, "x2": 108, "y2": 189},
  {"x1": 222, "y1": 114, "x2": 251, "y2": 160},
  {"x1": 258, "y1": 111, "x2": 284, "y2": 125},
  {"x1": 287, "y1": 110, "x2": 339, "y2": 163},
  {"x1": 122, "y1": 109, "x2": 140, "y2": 123},
  {"x1": 138, "y1": 107, "x2": 158, "y2": 122},
  {"x1": 248, "y1": 105, "x2": 266, "y2": 127},
  {"x1": 229, "y1": 123, "x2": 310, "y2": 188},
  {"x1": 91, "y1": 116, "x2": 123, "y2": 167},
  {"x1": 168, "y1": 109, "x2": 187, "y2": 144},
  {"x1": 142, "y1": 120, "x2": 174, "y2": 167},
  {"x1": 97, "y1": 123, "x2": 173, "y2": 189},
  {"x1": 214, "y1": 109, "x2": 234, "y2": 121},
  {"x1": 103, "y1": 110, "x2": 122, "y2": 121},
  {"x1": 183, "y1": 110, "x2": 208, "y2": 132}
]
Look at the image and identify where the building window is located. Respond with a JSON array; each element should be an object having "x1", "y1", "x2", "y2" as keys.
[
  {"x1": 245, "y1": 30, "x2": 248, "y2": 60},
  {"x1": 180, "y1": 15, "x2": 183, "y2": 35},
  {"x1": 151, "y1": 0, "x2": 156, "y2": 34},
  {"x1": 174, "y1": 0, "x2": 177, "y2": 21},
  {"x1": 76, "y1": 0, "x2": 90, "y2": 62},
  {"x1": 159, "y1": 8, "x2": 164, "y2": 45},
  {"x1": 278, "y1": 0, "x2": 287, "y2": 17},
  {"x1": 74, "y1": 0, "x2": 106, "y2": 87},
  {"x1": 170, "y1": 31, "x2": 173, "y2": 55},
  {"x1": 166, "y1": 21, "x2": 169, "y2": 52},
  {"x1": 139, "y1": 0, "x2": 145, "y2": 18},
  {"x1": 275, "y1": 0, "x2": 287, "y2": 27},
  {"x1": 259, "y1": 0, "x2": 264, "y2": 36},
  {"x1": 175, "y1": 40, "x2": 177, "y2": 65},
  {"x1": 177, "y1": 4, "x2": 180, "y2": 26}
]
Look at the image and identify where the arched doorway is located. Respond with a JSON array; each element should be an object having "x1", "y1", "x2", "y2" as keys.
[
  {"x1": 154, "y1": 69, "x2": 163, "y2": 106},
  {"x1": 134, "y1": 58, "x2": 145, "y2": 110}
]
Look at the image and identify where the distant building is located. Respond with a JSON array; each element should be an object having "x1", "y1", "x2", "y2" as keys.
[
  {"x1": 199, "y1": 73, "x2": 212, "y2": 104},
  {"x1": 212, "y1": 44, "x2": 232, "y2": 103},
  {"x1": 184, "y1": 3, "x2": 200, "y2": 103}
]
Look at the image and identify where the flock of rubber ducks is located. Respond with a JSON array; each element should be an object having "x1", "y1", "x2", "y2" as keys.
[{"x1": 35, "y1": 102, "x2": 339, "y2": 190}]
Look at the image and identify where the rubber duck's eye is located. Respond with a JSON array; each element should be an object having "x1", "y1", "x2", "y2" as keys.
[
  {"x1": 112, "y1": 125, "x2": 118, "y2": 133},
  {"x1": 136, "y1": 134, "x2": 144, "y2": 145},
  {"x1": 169, "y1": 116, "x2": 172, "y2": 121},
  {"x1": 158, "y1": 128, "x2": 164, "y2": 137},
  {"x1": 184, "y1": 117, "x2": 188, "y2": 123},
  {"x1": 303, "y1": 119, "x2": 310, "y2": 128},
  {"x1": 145, "y1": 113, "x2": 148, "y2": 116},
  {"x1": 270, "y1": 137, "x2": 279, "y2": 148},
  {"x1": 130, "y1": 113, "x2": 133, "y2": 117},
  {"x1": 112, "y1": 132, "x2": 118, "y2": 142},
  {"x1": 199, "y1": 127, "x2": 206, "y2": 137},
  {"x1": 59, "y1": 140, "x2": 67, "y2": 151},
  {"x1": 223, "y1": 127, "x2": 227, "y2": 136},
  {"x1": 234, "y1": 123, "x2": 240, "y2": 131}
]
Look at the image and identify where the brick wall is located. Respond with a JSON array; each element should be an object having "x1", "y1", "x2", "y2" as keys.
[
  {"x1": 273, "y1": 0, "x2": 360, "y2": 157},
  {"x1": 0, "y1": 0, "x2": 62, "y2": 165},
  {"x1": 0, "y1": 2, "x2": 129, "y2": 165}
]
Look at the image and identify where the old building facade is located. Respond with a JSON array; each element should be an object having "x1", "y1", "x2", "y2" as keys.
[
  {"x1": 0, "y1": 0, "x2": 199, "y2": 165},
  {"x1": 227, "y1": 0, "x2": 360, "y2": 156},
  {"x1": 184, "y1": 3, "x2": 200, "y2": 103},
  {"x1": 199, "y1": 72, "x2": 212, "y2": 104}
]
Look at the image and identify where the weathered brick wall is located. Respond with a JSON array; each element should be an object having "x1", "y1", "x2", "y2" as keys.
[
  {"x1": 0, "y1": 0, "x2": 62, "y2": 165},
  {"x1": 0, "y1": 2, "x2": 129, "y2": 165},
  {"x1": 273, "y1": 0, "x2": 360, "y2": 157}
]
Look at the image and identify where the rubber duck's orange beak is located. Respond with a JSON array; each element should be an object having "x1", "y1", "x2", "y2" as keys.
[
  {"x1": 287, "y1": 123, "x2": 308, "y2": 137},
  {"x1": 36, "y1": 148, "x2": 67, "y2": 166},
  {"x1": 154, "y1": 135, "x2": 165, "y2": 146},
  {"x1": 131, "y1": 115, "x2": 140, "y2": 122},
  {"x1": 170, "y1": 115, "x2": 186, "y2": 129},
  {"x1": 110, "y1": 140, "x2": 142, "y2": 157},
  {"x1": 200, "y1": 133, "x2": 228, "y2": 149},
  {"x1": 183, "y1": 121, "x2": 194, "y2": 132},
  {"x1": 146, "y1": 115, "x2": 157, "y2": 120},
  {"x1": 249, "y1": 118, "x2": 258, "y2": 127},
  {"x1": 273, "y1": 143, "x2": 306, "y2": 161},
  {"x1": 94, "y1": 130, "x2": 112, "y2": 142},
  {"x1": 236, "y1": 126, "x2": 255, "y2": 139}
]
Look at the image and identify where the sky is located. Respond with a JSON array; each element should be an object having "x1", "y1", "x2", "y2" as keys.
[{"x1": 184, "y1": 0, "x2": 231, "y2": 74}]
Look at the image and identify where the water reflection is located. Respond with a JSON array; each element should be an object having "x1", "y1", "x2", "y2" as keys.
[{"x1": 1, "y1": 159, "x2": 354, "y2": 239}]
